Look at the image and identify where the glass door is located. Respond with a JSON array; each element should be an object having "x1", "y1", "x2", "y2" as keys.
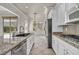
[{"x1": 3, "y1": 17, "x2": 18, "y2": 43}]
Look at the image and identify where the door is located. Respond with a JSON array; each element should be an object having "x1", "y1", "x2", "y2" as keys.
[
  {"x1": 3, "y1": 17, "x2": 18, "y2": 43},
  {"x1": 47, "y1": 19, "x2": 52, "y2": 48}
]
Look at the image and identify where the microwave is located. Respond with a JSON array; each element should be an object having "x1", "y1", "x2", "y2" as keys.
[{"x1": 67, "y1": 8, "x2": 79, "y2": 23}]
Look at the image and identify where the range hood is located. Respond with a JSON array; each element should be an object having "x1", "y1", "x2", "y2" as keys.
[{"x1": 66, "y1": 7, "x2": 79, "y2": 23}]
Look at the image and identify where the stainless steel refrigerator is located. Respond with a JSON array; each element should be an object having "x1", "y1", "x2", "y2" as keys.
[{"x1": 47, "y1": 19, "x2": 52, "y2": 48}]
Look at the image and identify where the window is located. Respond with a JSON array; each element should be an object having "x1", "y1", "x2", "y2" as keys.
[{"x1": 3, "y1": 17, "x2": 18, "y2": 39}]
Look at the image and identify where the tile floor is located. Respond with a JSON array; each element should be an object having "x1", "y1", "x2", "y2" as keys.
[{"x1": 30, "y1": 35, "x2": 55, "y2": 55}]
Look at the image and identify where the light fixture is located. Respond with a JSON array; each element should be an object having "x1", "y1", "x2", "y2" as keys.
[{"x1": 25, "y1": 6, "x2": 28, "y2": 8}]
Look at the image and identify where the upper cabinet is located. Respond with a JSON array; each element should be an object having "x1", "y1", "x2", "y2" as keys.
[
  {"x1": 57, "y1": 4, "x2": 65, "y2": 25},
  {"x1": 49, "y1": 4, "x2": 64, "y2": 32},
  {"x1": 65, "y1": 3, "x2": 77, "y2": 13},
  {"x1": 55, "y1": 3, "x2": 79, "y2": 25},
  {"x1": 65, "y1": 3, "x2": 79, "y2": 23}
]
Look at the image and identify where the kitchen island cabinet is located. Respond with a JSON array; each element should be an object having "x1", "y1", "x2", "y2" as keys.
[
  {"x1": 11, "y1": 34, "x2": 34, "y2": 55},
  {"x1": 27, "y1": 34, "x2": 34, "y2": 55},
  {"x1": 0, "y1": 33, "x2": 34, "y2": 55}
]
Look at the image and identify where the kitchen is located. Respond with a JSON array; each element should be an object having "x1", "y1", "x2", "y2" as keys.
[
  {"x1": 0, "y1": 3, "x2": 79, "y2": 55},
  {"x1": 51, "y1": 3, "x2": 79, "y2": 55}
]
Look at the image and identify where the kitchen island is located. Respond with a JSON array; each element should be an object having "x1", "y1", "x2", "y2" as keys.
[{"x1": 0, "y1": 33, "x2": 34, "y2": 55}]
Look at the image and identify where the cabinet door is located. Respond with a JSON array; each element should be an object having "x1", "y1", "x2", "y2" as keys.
[
  {"x1": 22, "y1": 42, "x2": 27, "y2": 54},
  {"x1": 65, "y1": 3, "x2": 77, "y2": 13},
  {"x1": 11, "y1": 42, "x2": 27, "y2": 55},
  {"x1": 58, "y1": 42, "x2": 65, "y2": 55},
  {"x1": 63, "y1": 41, "x2": 79, "y2": 55},
  {"x1": 27, "y1": 37, "x2": 31, "y2": 55},
  {"x1": 65, "y1": 3, "x2": 78, "y2": 22},
  {"x1": 52, "y1": 36, "x2": 59, "y2": 54},
  {"x1": 64, "y1": 49, "x2": 73, "y2": 55},
  {"x1": 52, "y1": 38, "x2": 55, "y2": 50},
  {"x1": 27, "y1": 35, "x2": 34, "y2": 55},
  {"x1": 5, "y1": 51, "x2": 11, "y2": 55},
  {"x1": 58, "y1": 4, "x2": 65, "y2": 25}
]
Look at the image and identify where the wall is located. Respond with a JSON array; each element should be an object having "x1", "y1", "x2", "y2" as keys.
[
  {"x1": 63, "y1": 23, "x2": 79, "y2": 36},
  {"x1": 0, "y1": 17, "x2": 3, "y2": 37}
]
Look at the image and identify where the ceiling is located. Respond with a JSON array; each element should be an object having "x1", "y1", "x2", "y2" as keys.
[
  {"x1": 0, "y1": 6, "x2": 16, "y2": 17},
  {"x1": 13, "y1": 3, "x2": 56, "y2": 21}
]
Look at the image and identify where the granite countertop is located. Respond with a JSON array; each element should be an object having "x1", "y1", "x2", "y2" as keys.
[
  {"x1": 0, "y1": 33, "x2": 32, "y2": 55},
  {"x1": 53, "y1": 33, "x2": 79, "y2": 49}
]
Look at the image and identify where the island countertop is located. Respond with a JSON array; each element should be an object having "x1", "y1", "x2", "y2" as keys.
[{"x1": 0, "y1": 33, "x2": 32, "y2": 55}]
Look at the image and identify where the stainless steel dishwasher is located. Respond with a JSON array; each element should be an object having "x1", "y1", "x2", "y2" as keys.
[{"x1": 11, "y1": 40, "x2": 27, "y2": 55}]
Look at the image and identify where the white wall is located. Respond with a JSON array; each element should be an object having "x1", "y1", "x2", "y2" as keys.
[{"x1": 0, "y1": 17, "x2": 3, "y2": 37}]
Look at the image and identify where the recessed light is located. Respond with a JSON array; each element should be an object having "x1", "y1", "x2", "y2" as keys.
[{"x1": 25, "y1": 6, "x2": 28, "y2": 8}]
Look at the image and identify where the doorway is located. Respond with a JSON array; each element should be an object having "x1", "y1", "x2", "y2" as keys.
[{"x1": 47, "y1": 18, "x2": 52, "y2": 48}]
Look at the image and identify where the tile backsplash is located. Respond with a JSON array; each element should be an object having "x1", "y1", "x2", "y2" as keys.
[{"x1": 63, "y1": 23, "x2": 79, "y2": 35}]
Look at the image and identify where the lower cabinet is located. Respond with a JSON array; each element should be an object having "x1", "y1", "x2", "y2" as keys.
[
  {"x1": 11, "y1": 42, "x2": 27, "y2": 55},
  {"x1": 52, "y1": 35, "x2": 79, "y2": 55},
  {"x1": 58, "y1": 43, "x2": 65, "y2": 55},
  {"x1": 5, "y1": 34, "x2": 34, "y2": 55},
  {"x1": 64, "y1": 49, "x2": 73, "y2": 55},
  {"x1": 52, "y1": 37, "x2": 59, "y2": 54},
  {"x1": 27, "y1": 35, "x2": 34, "y2": 55}
]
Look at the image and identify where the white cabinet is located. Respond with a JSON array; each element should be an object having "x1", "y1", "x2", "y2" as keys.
[
  {"x1": 52, "y1": 35, "x2": 79, "y2": 55},
  {"x1": 65, "y1": 3, "x2": 78, "y2": 23},
  {"x1": 5, "y1": 34, "x2": 34, "y2": 55},
  {"x1": 52, "y1": 4, "x2": 66, "y2": 32},
  {"x1": 58, "y1": 4, "x2": 65, "y2": 25},
  {"x1": 27, "y1": 35, "x2": 34, "y2": 55},
  {"x1": 52, "y1": 36, "x2": 59, "y2": 54},
  {"x1": 11, "y1": 42, "x2": 27, "y2": 55},
  {"x1": 58, "y1": 45, "x2": 65, "y2": 55},
  {"x1": 62, "y1": 39, "x2": 79, "y2": 55},
  {"x1": 51, "y1": 5, "x2": 63, "y2": 32},
  {"x1": 65, "y1": 3, "x2": 77, "y2": 13}
]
